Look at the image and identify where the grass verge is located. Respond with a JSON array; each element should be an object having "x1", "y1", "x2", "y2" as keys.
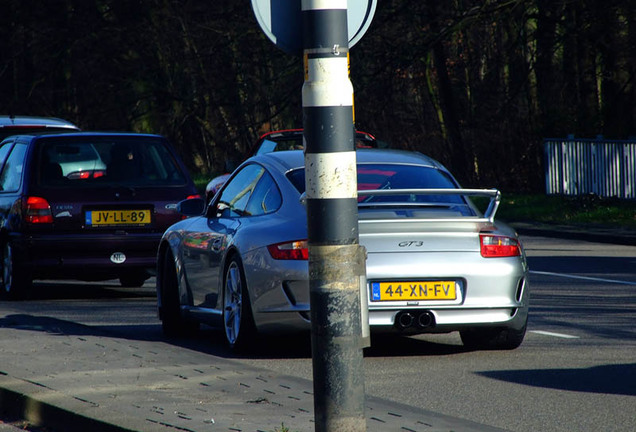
[{"x1": 497, "y1": 193, "x2": 636, "y2": 228}]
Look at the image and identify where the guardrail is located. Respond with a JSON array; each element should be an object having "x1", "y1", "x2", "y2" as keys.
[{"x1": 544, "y1": 136, "x2": 636, "y2": 199}]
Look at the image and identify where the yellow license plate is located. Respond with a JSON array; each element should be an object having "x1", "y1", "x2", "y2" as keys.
[
  {"x1": 371, "y1": 281, "x2": 456, "y2": 301},
  {"x1": 86, "y1": 210, "x2": 151, "y2": 227}
]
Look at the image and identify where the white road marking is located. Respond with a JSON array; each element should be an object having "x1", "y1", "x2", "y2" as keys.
[
  {"x1": 530, "y1": 330, "x2": 580, "y2": 339},
  {"x1": 530, "y1": 270, "x2": 636, "y2": 286}
]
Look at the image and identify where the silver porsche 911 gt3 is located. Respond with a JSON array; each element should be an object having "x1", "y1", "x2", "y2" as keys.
[{"x1": 156, "y1": 149, "x2": 529, "y2": 351}]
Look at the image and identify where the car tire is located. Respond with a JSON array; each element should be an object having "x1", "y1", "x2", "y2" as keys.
[
  {"x1": 460, "y1": 320, "x2": 527, "y2": 351},
  {"x1": 0, "y1": 241, "x2": 32, "y2": 300},
  {"x1": 223, "y1": 255, "x2": 256, "y2": 352},
  {"x1": 119, "y1": 271, "x2": 149, "y2": 288},
  {"x1": 159, "y1": 250, "x2": 197, "y2": 337}
]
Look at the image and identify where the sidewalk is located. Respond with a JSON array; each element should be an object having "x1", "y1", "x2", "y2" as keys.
[
  {"x1": 1, "y1": 225, "x2": 633, "y2": 432},
  {"x1": 0, "y1": 313, "x2": 507, "y2": 432}
]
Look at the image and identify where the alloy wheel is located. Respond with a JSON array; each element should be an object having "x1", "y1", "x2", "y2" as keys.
[{"x1": 224, "y1": 261, "x2": 243, "y2": 346}]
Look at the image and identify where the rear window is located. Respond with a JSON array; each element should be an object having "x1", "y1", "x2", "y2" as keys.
[
  {"x1": 287, "y1": 163, "x2": 465, "y2": 205},
  {"x1": 35, "y1": 137, "x2": 187, "y2": 187}
]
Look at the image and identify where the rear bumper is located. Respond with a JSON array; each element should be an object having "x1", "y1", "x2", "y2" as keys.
[
  {"x1": 10, "y1": 232, "x2": 161, "y2": 280},
  {"x1": 369, "y1": 304, "x2": 529, "y2": 334}
]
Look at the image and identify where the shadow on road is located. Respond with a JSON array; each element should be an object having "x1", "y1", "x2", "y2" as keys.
[
  {"x1": 2, "y1": 280, "x2": 474, "y2": 361},
  {"x1": 478, "y1": 363, "x2": 636, "y2": 396},
  {"x1": 0, "y1": 310, "x2": 470, "y2": 362}
]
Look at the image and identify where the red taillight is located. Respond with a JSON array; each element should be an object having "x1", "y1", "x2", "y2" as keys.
[
  {"x1": 67, "y1": 170, "x2": 107, "y2": 180},
  {"x1": 71, "y1": 171, "x2": 91, "y2": 180},
  {"x1": 267, "y1": 240, "x2": 308, "y2": 260},
  {"x1": 480, "y1": 234, "x2": 521, "y2": 258},
  {"x1": 186, "y1": 194, "x2": 202, "y2": 200},
  {"x1": 26, "y1": 197, "x2": 53, "y2": 224}
]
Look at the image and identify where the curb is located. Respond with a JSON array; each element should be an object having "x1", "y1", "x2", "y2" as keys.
[{"x1": 0, "y1": 375, "x2": 133, "y2": 432}]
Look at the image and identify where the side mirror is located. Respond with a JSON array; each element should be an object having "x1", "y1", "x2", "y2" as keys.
[
  {"x1": 215, "y1": 201, "x2": 231, "y2": 218},
  {"x1": 177, "y1": 198, "x2": 205, "y2": 216}
]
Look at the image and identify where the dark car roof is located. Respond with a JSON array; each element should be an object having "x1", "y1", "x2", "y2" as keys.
[
  {"x1": 255, "y1": 149, "x2": 448, "y2": 172},
  {"x1": 257, "y1": 128, "x2": 376, "y2": 142},
  {"x1": 249, "y1": 129, "x2": 384, "y2": 154},
  {"x1": 14, "y1": 131, "x2": 165, "y2": 142}
]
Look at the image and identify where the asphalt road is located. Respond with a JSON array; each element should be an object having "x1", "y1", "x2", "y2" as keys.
[{"x1": 1, "y1": 235, "x2": 634, "y2": 432}]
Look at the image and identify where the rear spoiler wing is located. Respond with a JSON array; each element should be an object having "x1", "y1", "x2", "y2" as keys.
[{"x1": 357, "y1": 188, "x2": 501, "y2": 223}]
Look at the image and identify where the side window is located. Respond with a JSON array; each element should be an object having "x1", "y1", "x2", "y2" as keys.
[
  {"x1": 142, "y1": 143, "x2": 185, "y2": 183},
  {"x1": 0, "y1": 140, "x2": 14, "y2": 169},
  {"x1": 0, "y1": 143, "x2": 27, "y2": 192},
  {"x1": 216, "y1": 164, "x2": 265, "y2": 217},
  {"x1": 244, "y1": 172, "x2": 282, "y2": 216}
]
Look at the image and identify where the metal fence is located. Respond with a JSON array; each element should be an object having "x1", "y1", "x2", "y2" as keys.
[{"x1": 544, "y1": 136, "x2": 636, "y2": 199}]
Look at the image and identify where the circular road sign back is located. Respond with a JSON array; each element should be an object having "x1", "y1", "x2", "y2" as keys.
[{"x1": 251, "y1": 0, "x2": 377, "y2": 56}]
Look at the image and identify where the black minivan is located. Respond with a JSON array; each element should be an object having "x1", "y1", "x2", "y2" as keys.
[{"x1": 0, "y1": 132, "x2": 199, "y2": 298}]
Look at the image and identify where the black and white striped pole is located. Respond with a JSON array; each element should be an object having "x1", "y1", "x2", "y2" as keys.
[
  {"x1": 250, "y1": 1, "x2": 375, "y2": 430},
  {"x1": 302, "y1": 1, "x2": 367, "y2": 431}
]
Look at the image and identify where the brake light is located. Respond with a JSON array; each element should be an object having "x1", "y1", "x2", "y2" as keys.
[
  {"x1": 480, "y1": 234, "x2": 521, "y2": 258},
  {"x1": 70, "y1": 171, "x2": 91, "y2": 180},
  {"x1": 67, "y1": 170, "x2": 107, "y2": 180},
  {"x1": 267, "y1": 240, "x2": 308, "y2": 260},
  {"x1": 186, "y1": 194, "x2": 202, "y2": 200},
  {"x1": 26, "y1": 197, "x2": 53, "y2": 224}
]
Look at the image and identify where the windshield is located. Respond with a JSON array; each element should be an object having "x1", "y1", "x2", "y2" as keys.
[{"x1": 36, "y1": 137, "x2": 187, "y2": 187}]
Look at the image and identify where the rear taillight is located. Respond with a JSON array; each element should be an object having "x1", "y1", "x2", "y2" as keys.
[
  {"x1": 25, "y1": 197, "x2": 53, "y2": 224},
  {"x1": 186, "y1": 194, "x2": 202, "y2": 200},
  {"x1": 480, "y1": 234, "x2": 521, "y2": 258},
  {"x1": 267, "y1": 240, "x2": 308, "y2": 260},
  {"x1": 67, "y1": 170, "x2": 107, "y2": 180},
  {"x1": 68, "y1": 171, "x2": 90, "y2": 180}
]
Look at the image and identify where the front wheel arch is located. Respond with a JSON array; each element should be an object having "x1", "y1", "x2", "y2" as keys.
[{"x1": 158, "y1": 245, "x2": 197, "y2": 336}]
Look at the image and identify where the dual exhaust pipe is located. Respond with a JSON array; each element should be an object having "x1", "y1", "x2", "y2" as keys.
[{"x1": 395, "y1": 310, "x2": 435, "y2": 330}]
